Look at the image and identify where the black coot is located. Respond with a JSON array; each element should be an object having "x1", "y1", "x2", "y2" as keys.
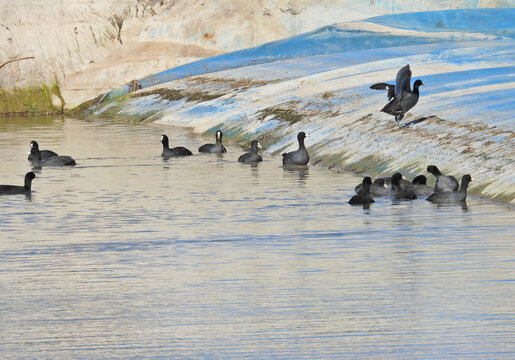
[
  {"x1": 199, "y1": 130, "x2": 227, "y2": 154},
  {"x1": 355, "y1": 178, "x2": 389, "y2": 197},
  {"x1": 0, "y1": 172, "x2": 36, "y2": 195},
  {"x1": 27, "y1": 141, "x2": 58, "y2": 162},
  {"x1": 410, "y1": 174, "x2": 433, "y2": 196},
  {"x1": 30, "y1": 141, "x2": 75, "y2": 167},
  {"x1": 349, "y1": 177, "x2": 375, "y2": 206},
  {"x1": 238, "y1": 140, "x2": 262, "y2": 164},
  {"x1": 427, "y1": 165, "x2": 459, "y2": 193},
  {"x1": 371, "y1": 64, "x2": 423, "y2": 122},
  {"x1": 161, "y1": 135, "x2": 193, "y2": 157},
  {"x1": 427, "y1": 175, "x2": 472, "y2": 204},
  {"x1": 282, "y1": 132, "x2": 309, "y2": 166},
  {"x1": 391, "y1": 172, "x2": 417, "y2": 200}
]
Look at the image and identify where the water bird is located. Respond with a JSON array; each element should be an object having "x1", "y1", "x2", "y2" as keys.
[
  {"x1": 29, "y1": 141, "x2": 76, "y2": 167},
  {"x1": 161, "y1": 135, "x2": 193, "y2": 157},
  {"x1": 370, "y1": 83, "x2": 395, "y2": 101},
  {"x1": 410, "y1": 175, "x2": 433, "y2": 196},
  {"x1": 371, "y1": 64, "x2": 423, "y2": 122},
  {"x1": 349, "y1": 177, "x2": 375, "y2": 206},
  {"x1": 0, "y1": 172, "x2": 36, "y2": 195},
  {"x1": 376, "y1": 175, "x2": 410, "y2": 189},
  {"x1": 427, "y1": 175, "x2": 472, "y2": 204},
  {"x1": 238, "y1": 140, "x2": 262, "y2": 164},
  {"x1": 282, "y1": 132, "x2": 309, "y2": 166},
  {"x1": 355, "y1": 178, "x2": 389, "y2": 197},
  {"x1": 198, "y1": 130, "x2": 227, "y2": 154},
  {"x1": 27, "y1": 140, "x2": 58, "y2": 162},
  {"x1": 427, "y1": 165, "x2": 459, "y2": 193},
  {"x1": 391, "y1": 172, "x2": 417, "y2": 200}
]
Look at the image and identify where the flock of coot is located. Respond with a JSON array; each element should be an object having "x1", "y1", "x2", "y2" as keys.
[
  {"x1": 1, "y1": 130, "x2": 471, "y2": 207},
  {"x1": 0, "y1": 64, "x2": 472, "y2": 205}
]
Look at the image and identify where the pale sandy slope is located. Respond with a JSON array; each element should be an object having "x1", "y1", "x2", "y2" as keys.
[{"x1": 0, "y1": 0, "x2": 504, "y2": 108}]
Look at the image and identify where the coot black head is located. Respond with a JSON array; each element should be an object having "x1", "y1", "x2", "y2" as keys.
[
  {"x1": 427, "y1": 165, "x2": 442, "y2": 176},
  {"x1": 414, "y1": 79, "x2": 424, "y2": 88},
  {"x1": 362, "y1": 176, "x2": 373, "y2": 194},
  {"x1": 0, "y1": 171, "x2": 37, "y2": 194},
  {"x1": 373, "y1": 178, "x2": 385, "y2": 187},
  {"x1": 412, "y1": 175, "x2": 427, "y2": 185},
  {"x1": 297, "y1": 132, "x2": 306, "y2": 142},
  {"x1": 250, "y1": 140, "x2": 262, "y2": 153},
  {"x1": 30, "y1": 140, "x2": 40, "y2": 150},
  {"x1": 391, "y1": 173, "x2": 403, "y2": 185},
  {"x1": 216, "y1": 130, "x2": 223, "y2": 141},
  {"x1": 348, "y1": 176, "x2": 375, "y2": 206},
  {"x1": 462, "y1": 174, "x2": 472, "y2": 187}
]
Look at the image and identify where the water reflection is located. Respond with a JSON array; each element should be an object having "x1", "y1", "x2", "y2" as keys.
[
  {"x1": 0, "y1": 116, "x2": 513, "y2": 359},
  {"x1": 282, "y1": 165, "x2": 310, "y2": 183}
]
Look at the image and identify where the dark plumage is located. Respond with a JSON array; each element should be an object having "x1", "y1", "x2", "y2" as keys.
[
  {"x1": 355, "y1": 178, "x2": 389, "y2": 197},
  {"x1": 427, "y1": 165, "x2": 459, "y2": 193},
  {"x1": 391, "y1": 172, "x2": 417, "y2": 200},
  {"x1": 410, "y1": 175, "x2": 433, "y2": 196},
  {"x1": 0, "y1": 172, "x2": 36, "y2": 195},
  {"x1": 161, "y1": 135, "x2": 193, "y2": 157},
  {"x1": 427, "y1": 175, "x2": 472, "y2": 204},
  {"x1": 371, "y1": 64, "x2": 423, "y2": 122},
  {"x1": 238, "y1": 140, "x2": 262, "y2": 164},
  {"x1": 27, "y1": 141, "x2": 58, "y2": 162},
  {"x1": 370, "y1": 82, "x2": 395, "y2": 101},
  {"x1": 377, "y1": 175, "x2": 410, "y2": 189},
  {"x1": 198, "y1": 130, "x2": 227, "y2": 154},
  {"x1": 30, "y1": 141, "x2": 75, "y2": 167},
  {"x1": 349, "y1": 177, "x2": 375, "y2": 206},
  {"x1": 282, "y1": 132, "x2": 309, "y2": 166}
]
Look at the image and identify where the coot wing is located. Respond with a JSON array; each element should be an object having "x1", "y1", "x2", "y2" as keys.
[
  {"x1": 370, "y1": 83, "x2": 396, "y2": 100},
  {"x1": 395, "y1": 64, "x2": 412, "y2": 96}
]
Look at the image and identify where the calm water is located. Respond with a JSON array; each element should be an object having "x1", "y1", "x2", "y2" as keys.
[{"x1": 0, "y1": 116, "x2": 513, "y2": 359}]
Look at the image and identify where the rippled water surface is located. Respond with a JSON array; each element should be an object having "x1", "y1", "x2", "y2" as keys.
[{"x1": 0, "y1": 116, "x2": 513, "y2": 358}]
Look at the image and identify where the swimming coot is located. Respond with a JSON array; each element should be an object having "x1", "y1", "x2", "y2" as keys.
[
  {"x1": 0, "y1": 172, "x2": 36, "y2": 195},
  {"x1": 238, "y1": 140, "x2": 262, "y2": 164},
  {"x1": 391, "y1": 172, "x2": 417, "y2": 200},
  {"x1": 198, "y1": 130, "x2": 227, "y2": 154},
  {"x1": 30, "y1": 141, "x2": 76, "y2": 167},
  {"x1": 427, "y1": 165, "x2": 459, "y2": 193},
  {"x1": 371, "y1": 64, "x2": 423, "y2": 122},
  {"x1": 410, "y1": 174, "x2": 433, "y2": 196},
  {"x1": 355, "y1": 178, "x2": 389, "y2": 197},
  {"x1": 427, "y1": 175, "x2": 472, "y2": 204},
  {"x1": 349, "y1": 177, "x2": 375, "y2": 206},
  {"x1": 282, "y1": 132, "x2": 309, "y2": 166},
  {"x1": 27, "y1": 141, "x2": 58, "y2": 162},
  {"x1": 161, "y1": 135, "x2": 193, "y2": 157}
]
